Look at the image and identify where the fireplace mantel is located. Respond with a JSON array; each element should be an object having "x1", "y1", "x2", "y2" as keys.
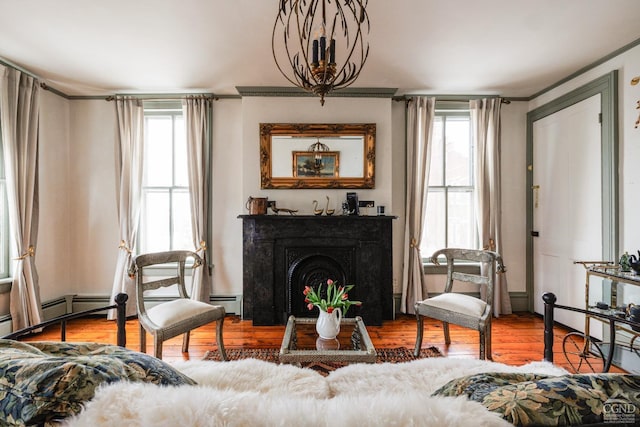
[{"x1": 239, "y1": 215, "x2": 395, "y2": 325}]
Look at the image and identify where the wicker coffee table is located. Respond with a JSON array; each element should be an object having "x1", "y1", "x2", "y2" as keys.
[{"x1": 279, "y1": 315, "x2": 376, "y2": 364}]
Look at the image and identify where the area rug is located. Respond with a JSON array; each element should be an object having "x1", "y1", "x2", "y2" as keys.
[{"x1": 203, "y1": 346, "x2": 442, "y2": 376}]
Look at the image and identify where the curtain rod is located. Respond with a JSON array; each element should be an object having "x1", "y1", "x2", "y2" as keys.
[
  {"x1": 105, "y1": 94, "x2": 219, "y2": 102},
  {"x1": 398, "y1": 95, "x2": 512, "y2": 104}
]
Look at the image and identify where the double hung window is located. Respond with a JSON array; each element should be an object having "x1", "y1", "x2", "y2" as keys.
[
  {"x1": 420, "y1": 110, "x2": 478, "y2": 259},
  {"x1": 139, "y1": 103, "x2": 192, "y2": 254}
]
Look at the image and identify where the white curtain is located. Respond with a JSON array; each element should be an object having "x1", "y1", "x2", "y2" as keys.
[
  {"x1": 401, "y1": 96, "x2": 436, "y2": 314},
  {"x1": 0, "y1": 65, "x2": 43, "y2": 330},
  {"x1": 183, "y1": 97, "x2": 212, "y2": 303},
  {"x1": 109, "y1": 97, "x2": 144, "y2": 318},
  {"x1": 470, "y1": 98, "x2": 512, "y2": 316}
]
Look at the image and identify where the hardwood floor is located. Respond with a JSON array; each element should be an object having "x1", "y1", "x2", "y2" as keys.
[{"x1": 17, "y1": 312, "x2": 626, "y2": 373}]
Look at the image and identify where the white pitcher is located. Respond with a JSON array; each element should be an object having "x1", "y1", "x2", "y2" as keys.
[{"x1": 315, "y1": 308, "x2": 342, "y2": 340}]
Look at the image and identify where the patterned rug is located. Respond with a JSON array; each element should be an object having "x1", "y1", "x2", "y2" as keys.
[{"x1": 203, "y1": 346, "x2": 442, "y2": 376}]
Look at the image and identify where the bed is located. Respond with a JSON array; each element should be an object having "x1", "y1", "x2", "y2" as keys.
[{"x1": 0, "y1": 293, "x2": 638, "y2": 426}]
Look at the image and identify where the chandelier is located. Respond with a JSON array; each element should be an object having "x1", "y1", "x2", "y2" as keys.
[
  {"x1": 272, "y1": 0, "x2": 370, "y2": 106},
  {"x1": 308, "y1": 138, "x2": 330, "y2": 174}
]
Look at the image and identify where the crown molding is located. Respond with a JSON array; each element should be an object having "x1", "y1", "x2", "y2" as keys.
[{"x1": 235, "y1": 86, "x2": 397, "y2": 98}]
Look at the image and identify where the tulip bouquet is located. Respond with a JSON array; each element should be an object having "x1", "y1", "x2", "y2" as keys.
[{"x1": 303, "y1": 279, "x2": 362, "y2": 316}]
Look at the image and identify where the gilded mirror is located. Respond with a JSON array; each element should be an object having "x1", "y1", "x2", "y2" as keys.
[{"x1": 260, "y1": 123, "x2": 375, "y2": 189}]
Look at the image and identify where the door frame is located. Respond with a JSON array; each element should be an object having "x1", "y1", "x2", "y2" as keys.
[{"x1": 526, "y1": 71, "x2": 619, "y2": 311}]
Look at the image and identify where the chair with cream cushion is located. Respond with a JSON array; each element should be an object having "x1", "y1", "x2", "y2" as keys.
[
  {"x1": 132, "y1": 250, "x2": 227, "y2": 360},
  {"x1": 414, "y1": 248, "x2": 504, "y2": 360}
]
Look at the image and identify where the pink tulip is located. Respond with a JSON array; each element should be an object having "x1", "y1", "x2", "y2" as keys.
[
  {"x1": 307, "y1": 303, "x2": 314, "y2": 310},
  {"x1": 327, "y1": 279, "x2": 334, "y2": 286},
  {"x1": 303, "y1": 286, "x2": 311, "y2": 295}
]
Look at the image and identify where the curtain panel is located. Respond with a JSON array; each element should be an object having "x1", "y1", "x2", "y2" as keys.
[
  {"x1": 0, "y1": 65, "x2": 43, "y2": 330},
  {"x1": 109, "y1": 97, "x2": 144, "y2": 318},
  {"x1": 401, "y1": 96, "x2": 435, "y2": 314},
  {"x1": 183, "y1": 98, "x2": 213, "y2": 303},
  {"x1": 470, "y1": 98, "x2": 512, "y2": 316}
]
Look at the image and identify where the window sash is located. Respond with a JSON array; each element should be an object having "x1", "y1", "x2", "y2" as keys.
[
  {"x1": 421, "y1": 110, "x2": 477, "y2": 260},
  {"x1": 139, "y1": 108, "x2": 192, "y2": 254}
]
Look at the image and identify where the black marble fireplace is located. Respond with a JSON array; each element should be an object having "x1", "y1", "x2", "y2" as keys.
[{"x1": 239, "y1": 215, "x2": 395, "y2": 325}]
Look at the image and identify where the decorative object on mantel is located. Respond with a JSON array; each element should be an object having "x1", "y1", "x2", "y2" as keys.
[
  {"x1": 312, "y1": 200, "x2": 324, "y2": 215},
  {"x1": 246, "y1": 196, "x2": 268, "y2": 215},
  {"x1": 269, "y1": 201, "x2": 298, "y2": 215},
  {"x1": 325, "y1": 196, "x2": 335, "y2": 215},
  {"x1": 272, "y1": 0, "x2": 370, "y2": 106},
  {"x1": 304, "y1": 279, "x2": 361, "y2": 340}
]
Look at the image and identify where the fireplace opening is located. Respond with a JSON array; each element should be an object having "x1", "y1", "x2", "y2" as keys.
[{"x1": 287, "y1": 251, "x2": 358, "y2": 318}]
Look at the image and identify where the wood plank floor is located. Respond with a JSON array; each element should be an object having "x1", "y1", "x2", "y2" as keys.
[{"x1": 17, "y1": 312, "x2": 626, "y2": 373}]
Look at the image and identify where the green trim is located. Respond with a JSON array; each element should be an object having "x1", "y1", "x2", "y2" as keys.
[
  {"x1": 0, "y1": 281, "x2": 10, "y2": 294},
  {"x1": 525, "y1": 71, "x2": 618, "y2": 312},
  {"x1": 235, "y1": 86, "x2": 397, "y2": 98},
  {"x1": 529, "y1": 37, "x2": 640, "y2": 100}
]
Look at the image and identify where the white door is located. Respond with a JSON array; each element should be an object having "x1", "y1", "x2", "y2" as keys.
[{"x1": 532, "y1": 94, "x2": 602, "y2": 334}]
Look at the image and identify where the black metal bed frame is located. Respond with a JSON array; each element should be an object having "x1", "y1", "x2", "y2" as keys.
[{"x1": 1, "y1": 293, "x2": 128, "y2": 347}]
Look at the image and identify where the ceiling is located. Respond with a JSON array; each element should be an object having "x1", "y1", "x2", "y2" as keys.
[{"x1": 1, "y1": 0, "x2": 640, "y2": 99}]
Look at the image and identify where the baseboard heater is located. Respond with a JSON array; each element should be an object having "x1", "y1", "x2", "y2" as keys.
[{"x1": 0, "y1": 294, "x2": 243, "y2": 336}]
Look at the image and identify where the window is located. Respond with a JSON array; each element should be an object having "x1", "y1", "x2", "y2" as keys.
[
  {"x1": 0, "y1": 138, "x2": 8, "y2": 278},
  {"x1": 420, "y1": 110, "x2": 478, "y2": 259},
  {"x1": 139, "y1": 104, "x2": 193, "y2": 254}
]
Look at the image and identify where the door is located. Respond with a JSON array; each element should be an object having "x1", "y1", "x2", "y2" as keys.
[{"x1": 532, "y1": 94, "x2": 602, "y2": 334}]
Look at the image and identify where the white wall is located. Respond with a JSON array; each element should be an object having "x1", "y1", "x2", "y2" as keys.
[
  {"x1": 66, "y1": 100, "x2": 119, "y2": 296},
  {"x1": 27, "y1": 92, "x2": 527, "y2": 312},
  {"x1": 37, "y1": 91, "x2": 72, "y2": 301}
]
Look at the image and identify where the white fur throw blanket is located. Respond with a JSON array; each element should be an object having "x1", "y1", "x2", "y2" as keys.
[{"x1": 62, "y1": 357, "x2": 568, "y2": 427}]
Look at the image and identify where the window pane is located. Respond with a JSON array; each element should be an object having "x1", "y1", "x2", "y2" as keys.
[
  {"x1": 428, "y1": 117, "x2": 443, "y2": 186},
  {"x1": 174, "y1": 117, "x2": 189, "y2": 187},
  {"x1": 144, "y1": 116, "x2": 173, "y2": 187},
  {"x1": 172, "y1": 190, "x2": 193, "y2": 250},
  {"x1": 421, "y1": 191, "x2": 445, "y2": 257},
  {"x1": 141, "y1": 190, "x2": 170, "y2": 253},
  {"x1": 447, "y1": 190, "x2": 475, "y2": 249},
  {"x1": 445, "y1": 117, "x2": 471, "y2": 186}
]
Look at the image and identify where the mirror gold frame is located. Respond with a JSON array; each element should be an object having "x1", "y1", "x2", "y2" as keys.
[{"x1": 260, "y1": 123, "x2": 376, "y2": 189}]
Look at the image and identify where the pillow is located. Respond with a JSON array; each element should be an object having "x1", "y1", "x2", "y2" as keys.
[
  {"x1": 433, "y1": 372, "x2": 640, "y2": 426},
  {"x1": 0, "y1": 339, "x2": 195, "y2": 426}
]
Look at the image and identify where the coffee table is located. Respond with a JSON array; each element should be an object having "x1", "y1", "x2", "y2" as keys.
[{"x1": 279, "y1": 315, "x2": 376, "y2": 364}]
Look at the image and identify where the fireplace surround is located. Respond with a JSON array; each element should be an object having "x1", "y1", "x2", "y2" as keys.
[{"x1": 240, "y1": 215, "x2": 395, "y2": 325}]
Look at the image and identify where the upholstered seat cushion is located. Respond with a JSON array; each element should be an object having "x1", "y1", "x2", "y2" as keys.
[
  {"x1": 147, "y1": 299, "x2": 224, "y2": 327},
  {"x1": 418, "y1": 293, "x2": 487, "y2": 318}
]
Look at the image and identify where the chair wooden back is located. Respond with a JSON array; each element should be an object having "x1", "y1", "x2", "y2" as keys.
[
  {"x1": 132, "y1": 250, "x2": 203, "y2": 318},
  {"x1": 430, "y1": 248, "x2": 504, "y2": 303}
]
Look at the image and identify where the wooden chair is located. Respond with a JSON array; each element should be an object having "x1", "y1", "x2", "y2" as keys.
[
  {"x1": 132, "y1": 250, "x2": 227, "y2": 360},
  {"x1": 414, "y1": 248, "x2": 504, "y2": 360}
]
